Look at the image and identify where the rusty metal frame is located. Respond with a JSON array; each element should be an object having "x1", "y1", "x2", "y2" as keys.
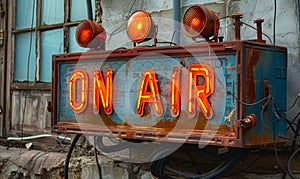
[{"x1": 52, "y1": 41, "x2": 287, "y2": 148}]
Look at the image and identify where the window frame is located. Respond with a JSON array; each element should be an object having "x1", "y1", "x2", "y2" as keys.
[{"x1": 11, "y1": 0, "x2": 86, "y2": 89}]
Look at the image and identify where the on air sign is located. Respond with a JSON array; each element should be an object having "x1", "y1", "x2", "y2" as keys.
[
  {"x1": 52, "y1": 30, "x2": 287, "y2": 149},
  {"x1": 68, "y1": 64, "x2": 215, "y2": 119},
  {"x1": 53, "y1": 51, "x2": 229, "y2": 128}
]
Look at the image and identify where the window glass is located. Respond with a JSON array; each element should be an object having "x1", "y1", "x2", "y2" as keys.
[
  {"x1": 69, "y1": 27, "x2": 88, "y2": 53},
  {"x1": 41, "y1": 0, "x2": 64, "y2": 25},
  {"x1": 16, "y1": 0, "x2": 36, "y2": 29},
  {"x1": 40, "y1": 29, "x2": 64, "y2": 82},
  {"x1": 70, "y1": 0, "x2": 95, "y2": 21},
  {"x1": 14, "y1": 0, "x2": 95, "y2": 82},
  {"x1": 14, "y1": 32, "x2": 36, "y2": 81}
]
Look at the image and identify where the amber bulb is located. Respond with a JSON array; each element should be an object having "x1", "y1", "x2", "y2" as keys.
[{"x1": 127, "y1": 10, "x2": 155, "y2": 43}]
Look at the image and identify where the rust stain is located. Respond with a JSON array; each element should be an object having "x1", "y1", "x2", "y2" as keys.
[
  {"x1": 66, "y1": 111, "x2": 235, "y2": 134},
  {"x1": 154, "y1": 112, "x2": 235, "y2": 133},
  {"x1": 245, "y1": 48, "x2": 262, "y2": 103},
  {"x1": 154, "y1": 118, "x2": 178, "y2": 130},
  {"x1": 244, "y1": 133, "x2": 286, "y2": 146}
]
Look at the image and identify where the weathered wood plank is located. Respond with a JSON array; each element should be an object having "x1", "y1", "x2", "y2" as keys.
[{"x1": 11, "y1": 90, "x2": 51, "y2": 133}]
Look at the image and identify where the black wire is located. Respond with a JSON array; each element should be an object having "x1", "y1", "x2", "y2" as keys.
[
  {"x1": 94, "y1": 136, "x2": 102, "y2": 179},
  {"x1": 287, "y1": 147, "x2": 300, "y2": 178},
  {"x1": 273, "y1": 0, "x2": 277, "y2": 46},
  {"x1": 272, "y1": 101, "x2": 299, "y2": 133},
  {"x1": 86, "y1": 0, "x2": 93, "y2": 20},
  {"x1": 228, "y1": 91, "x2": 295, "y2": 140},
  {"x1": 288, "y1": 111, "x2": 300, "y2": 128},
  {"x1": 10, "y1": 3, "x2": 35, "y2": 168},
  {"x1": 287, "y1": 95, "x2": 300, "y2": 111},
  {"x1": 228, "y1": 89, "x2": 300, "y2": 142},
  {"x1": 107, "y1": 0, "x2": 137, "y2": 38},
  {"x1": 156, "y1": 41, "x2": 177, "y2": 46},
  {"x1": 150, "y1": 148, "x2": 175, "y2": 179},
  {"x1": 219, "y1": 15, "x2": 231, "y2": 20},
  {"x1": 94, "y1": 136, "x2": 130, "y2": 153},
  {"x1": 64, "y1": 134, "x2": 81, "y2": 179},
  {"x1": 230, "y1": 91, "x2": 299, "y2": 141},
  {"x1": 164, "y1": 150, "x2": 242, "y2": 179},
  {"x1": 260, "y1": 96, "x2": 300, "y2": 141},
  {"x1": 170, "y1": 30, "x2": 177, "y2": 45},
  {"x1": 240, "y1": 21, "x2": 273, "y2": 44},
  {"x1": 115, "y1": 47, "x2": 127, "y2": 50},
  {"x1": 20, "y1": 0, "x2": 35, "y2": 147},
  {"x1": 154, "y1": 148, "x2": 243, "y2": 179},
  {"x1": 283, "y1": 111, "x2": 300, "y2": 178},
  {"x1": 271, "y1": 98, "x2": 300, "y2": 140},
  {"x1": 170, "y1": 30, "x2": 183, "y2": 46},
  {"x1": 225, "y1": 148, "x2": 267, "y2": 177},
  {"x1": 152, "y1": 158, "x2": 172, "y2": 179},
  {"x1": 272, "y1": 128, "x2": 293, "y2": 178},
  {"x1": 126, "y1": 0, "x2": 137, "y2": 18},
  {"x1": 197, "y1": 147, "x2": 238, "y2": 161},
  {"x1": 227, "y1": 91, "x2": 270, "y2": 106}
]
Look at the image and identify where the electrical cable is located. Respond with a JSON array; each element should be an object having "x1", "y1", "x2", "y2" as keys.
[
  {"x1": 287, "y1": 111, "x2": 300, "y2": 131},
  {"x1": 64, "y1": 134, "x2": 81, "y2": 179},
  {"x1": 273, "y1": 0, "x2": 277, "y2": 46},
  {"x1": 259, "y1": 96, "x2": 298, "y2": 141},
  {"x1": 15, "y1": 0, "x2": 36, "y2": 177},
  {"x1": 21, "y1": 0, "x2": 36, "y2": 140},
  {"x1": 151, "y1": 158, "x2": 172, "y2": 179},
  {"x1": 240, "y1": 21, "x2": 273, "y2": 44},
  {"x1": 170, "y1": 30, "x2": 184, "y2": 46},
  {"x1": 7, "y1": 134, "x2": 71, "y2": 141},
  {"x1": 225, "y1": 148, "x2": 267, "y2": 177},
  {"x1": 149, "y1": 147, "x2": 178, "y2": 179},
  {"x1": 272, "y1": 131, "x2": 293, "y2": 178},
  {"x1": 229, "y1": 86, "x2": 300, "y2": 179},
  {"x1": 272, "y1": 101, "x2": 299, "y2": 133},
  {"x1": 86, "y1": 0, "x2": 93, "y2": 20},
  {"x1": 230, "y1": 91, "x2": 298, "y2": 141},
  {"x1": 164, "y1": 150, "x2": 242, "y2": 179},
  {"x1": 156, "y1": 41, "x2": 177, "y2": 46},
  {"x1": 219, "y1": 15, "x2": 231, "y2": 20},
  {"x1": 94, "y1": 136, "x2": 102, "y2": 179},
  {"x1": 201, "y1": 15, "x2": 273, "y2": 44},
  {"x1": 227, "y1": 91, "x2": 271, "y2": 106},
  {"x1": 258, "y1": 95, "x2": 293, "y2": 178},
  {"x1": 106, "y1": 0, "x2": 137, "y2": 39},
  {"x1": 2, "y1": 0, "x2": 9, "y2": 137},
  {"x1": 287, "y1": 147, "x2": 300, "y2": 179},
  {"x1": 125, "y1": 0, "x2": 138, "y2": 19},
  {"x1": 150, "y1": 148, "x2": 243, "y2": 179},
  {"x1": 94, "y1": 136, "x2": 130, "y2": 153},
  {"x1": 115, "y1": 47, "x2": 127, "y2": 50},
  {"x1": 287, "y1": 95, "x2": 300, "y2": 111},
  {"x1": 261, "y1": 98, "x2": 300, "y2": 141},
  {"x1": 298, "y1": 0, "x2": 300, "y2": 32},
  {"x1": 283, "y1": 108, "x2": 300, "y2": 178},
  {"x1": 197, "y1": 147, "x2": 238, "y2": 161}
]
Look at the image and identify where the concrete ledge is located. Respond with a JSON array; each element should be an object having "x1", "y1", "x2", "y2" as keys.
[{"x1": 0, "y1": 146, "x2": 152, "y2": 179}]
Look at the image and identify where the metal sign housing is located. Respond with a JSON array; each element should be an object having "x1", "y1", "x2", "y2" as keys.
[{"x1": 52, "y1": 41, "x2": 287, "y2": 148}]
